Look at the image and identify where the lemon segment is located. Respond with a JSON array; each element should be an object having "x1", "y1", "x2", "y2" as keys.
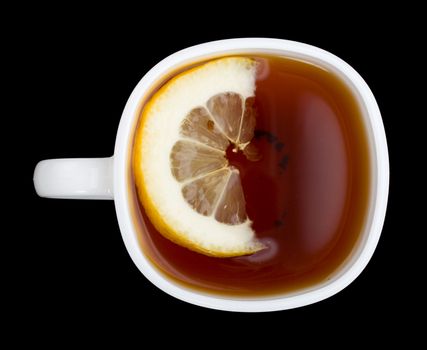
[{"x1": 134, "y1": 57, "x2": 265, "y2": 257}]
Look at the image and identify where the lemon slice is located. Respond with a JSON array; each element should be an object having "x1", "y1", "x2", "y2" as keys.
[{"x1": 134, "y1": 57, "x2": 265, "y2": 257}]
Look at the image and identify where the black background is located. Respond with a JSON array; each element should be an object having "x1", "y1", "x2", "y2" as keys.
[{"x1": 10, "y1": 5, "x2": 419, "y2": 341}]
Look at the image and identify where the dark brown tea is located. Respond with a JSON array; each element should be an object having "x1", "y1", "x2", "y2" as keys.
[{"x1": 131, "y1": 55, "x2": 371, "y2": 296}]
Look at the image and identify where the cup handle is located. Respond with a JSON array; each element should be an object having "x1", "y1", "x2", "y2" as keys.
[{"x1": 33, "y1": 157, "x2": 114, "y2": 200}]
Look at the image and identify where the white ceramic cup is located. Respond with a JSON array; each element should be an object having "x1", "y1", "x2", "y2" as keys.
[{"x1": 33, "y1": 38, "x2": 389, "y2": 312}]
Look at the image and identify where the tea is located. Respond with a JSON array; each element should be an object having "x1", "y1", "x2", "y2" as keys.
[{"x1": 131, "y1": 54, "x2": 371, "y2": 296}]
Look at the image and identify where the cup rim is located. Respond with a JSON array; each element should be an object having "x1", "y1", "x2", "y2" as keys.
[{"x1": 113, "y1": 38, "x2": 389, "y2": 312}]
